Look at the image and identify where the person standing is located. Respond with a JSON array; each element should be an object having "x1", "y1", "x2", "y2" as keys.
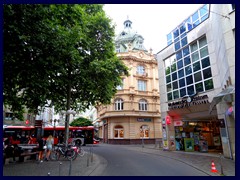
[
  {"x1": 37, "y1": 136, "x2": 45, "y2": 163},
  {"x1": 45, "y1": 135, "x2": 54, "y2": 161}
]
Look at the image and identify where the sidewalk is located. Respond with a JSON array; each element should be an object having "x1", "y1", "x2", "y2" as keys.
[
  {"x1": 3, "y1": 146, "x2": 100, "y2": 176},
  {"x1": 127, "y1": 144, "x2": 235, "y2": 176}
]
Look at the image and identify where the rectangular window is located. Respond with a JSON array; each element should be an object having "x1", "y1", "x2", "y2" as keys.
[{"x1": 138, "y1": 80, "x2": 146, "y2": 91}]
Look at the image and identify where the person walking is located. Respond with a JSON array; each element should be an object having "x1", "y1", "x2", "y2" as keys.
[
  {"x1": 37, "y1": 136, "x2": 45, "y2": 163},
  {"x1": 45, "y1": 135, "x2": 54, "y2": 161}
]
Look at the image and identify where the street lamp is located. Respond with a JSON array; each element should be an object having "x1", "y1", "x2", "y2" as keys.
[{"x1": 61, "y1": 110, "x2": 76, "y2": 147}]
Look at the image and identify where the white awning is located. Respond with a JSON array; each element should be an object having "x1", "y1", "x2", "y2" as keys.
[{"x1": 209, "y1": 86, "x2": 235, "y2": 114}]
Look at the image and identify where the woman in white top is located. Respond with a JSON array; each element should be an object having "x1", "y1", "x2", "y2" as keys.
[{"x1": 45, "y1": 135, "x2": 54, "y2": 161}]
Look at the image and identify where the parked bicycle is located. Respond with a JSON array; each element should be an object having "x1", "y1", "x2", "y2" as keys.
[
  {"x1": 50, "y1": 144, "x2": 76, "y2": 161},
  {"x1": 71, "y1": 145, "x2": 85, "y2": 160}
]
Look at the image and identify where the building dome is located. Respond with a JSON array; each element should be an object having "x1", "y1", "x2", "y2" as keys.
[{"x1": 115, "y1": 18, "x2": 147, "y2": 53}]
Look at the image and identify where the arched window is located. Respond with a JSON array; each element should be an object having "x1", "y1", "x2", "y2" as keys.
[
  {"x1": 140, "y1": 125, "x2": 149, "y2": 138},
  {"x1": 114, "y1": 125, "x2": 124, "y2": 139},
  {"x1": 115, "y1": 98, "x2": 124, "y2": 110},
  {"x1": 139, "y1": 99, "x2": 148, "y2": 111}
]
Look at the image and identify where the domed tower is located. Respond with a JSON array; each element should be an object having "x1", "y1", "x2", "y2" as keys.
[{"x1": 115, "y1": 18, "x2": 147, "y2": 53}]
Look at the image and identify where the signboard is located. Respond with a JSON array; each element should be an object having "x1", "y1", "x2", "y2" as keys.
[
  {"x1": 168, "y1": 95, "x2": 209, "y2": 109},
  {"x1": 174, "y1": 120, "x2": 183, "y2": 126},
  {"x1": 137, "y1": 118, "x2": 152, "y2": 122}
]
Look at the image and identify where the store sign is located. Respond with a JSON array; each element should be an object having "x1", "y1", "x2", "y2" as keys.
[
  {"x1": 168, "y1": 95, "x2": 209, "y2": 109},
  {"x1": 174, "y1": 121, "x2": 183, "y2": 126},
  {"x1": 137, "y1": 118, "x2": 152, "y2": 122}
]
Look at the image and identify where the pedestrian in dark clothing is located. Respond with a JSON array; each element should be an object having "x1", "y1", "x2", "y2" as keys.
[{"x1": 37, "y1": 136, "x2": 45, "y2": 163}]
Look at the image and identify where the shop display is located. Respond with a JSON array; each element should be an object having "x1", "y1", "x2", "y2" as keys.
[
  {"x1": 184, "y1": 138, "x2": 194, "y2": 152},
  {"x1": 199, "y1": 140, "x2": 208, "y2": 152}
]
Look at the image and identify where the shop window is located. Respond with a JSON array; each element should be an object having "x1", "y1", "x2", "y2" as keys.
[
  {"x1": 140, "y1": 125, "x2": 149, "y2": 138},
  {"x1": 114, "y1": 125, "x2": 124, "y2": 139}
]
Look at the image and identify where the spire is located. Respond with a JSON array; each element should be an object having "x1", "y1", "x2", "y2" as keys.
[{"x1": 124, "y1": 16, "x2": 132, "y2": 29}]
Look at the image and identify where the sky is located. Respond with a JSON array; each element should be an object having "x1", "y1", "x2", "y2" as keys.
[{"x1": 103, "y1": 4, "x2": 204, "y2": 54}]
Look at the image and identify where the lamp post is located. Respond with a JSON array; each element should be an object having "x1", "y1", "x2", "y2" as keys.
[{"x1": 61, "y1": 110, "x2": 76, "y2": 147}]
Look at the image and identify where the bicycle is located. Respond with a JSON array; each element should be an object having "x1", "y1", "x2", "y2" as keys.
[
  {"x1": 50, "y1": 144, "x2": 76, "y2": 161},
  {"x1": 71, "y1": 145, "x2": 85, "y2": 160}
]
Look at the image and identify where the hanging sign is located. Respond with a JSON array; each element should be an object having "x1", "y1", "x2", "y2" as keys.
[{"x1": 166, "y1": 116, "x2": 171, "y2": 125}]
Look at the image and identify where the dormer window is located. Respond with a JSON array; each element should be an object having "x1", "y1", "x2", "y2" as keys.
[{"x1": 121, "y1": 32, "x2": 126, "y2": 36}]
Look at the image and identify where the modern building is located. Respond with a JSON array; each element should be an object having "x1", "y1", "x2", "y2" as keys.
[
  {"x1": 96, "y1": 19, "x2": 162, "y2": 144},
  {"x1": 157, "y1": 4, "x2": 235, "y2": 159}
]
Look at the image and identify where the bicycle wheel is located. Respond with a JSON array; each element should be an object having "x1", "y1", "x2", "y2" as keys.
[
  {"x1": 66, "y1": 149, "x2": 76, "y2": 161},
  {"x1": 77, "y1": 147, "x2": 85, "y2": 157}
]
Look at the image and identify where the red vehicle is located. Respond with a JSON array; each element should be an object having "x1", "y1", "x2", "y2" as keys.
[{"x1": 3, "y1": 125, "x2": 95, "y2": 146}]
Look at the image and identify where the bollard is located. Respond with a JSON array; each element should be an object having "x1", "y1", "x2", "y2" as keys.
[
  {"x1": 47, "y1": 172, "x2": 51, "y2": 176},
  {"x1": 91, "y1": 144, "x2": 93, "y2": 163},
  {"x1": 87, "y1": 148, "x2": 90, "y2": 167},
  {"x1": 59, "y1": 162, "x2": 62, "y2": 176},
  {"x1": 219, "y1": 153, "x2": 225, "y2": 176},
  {"x1": 68, "y1": 159, "x2": 72, "y2": 176}
]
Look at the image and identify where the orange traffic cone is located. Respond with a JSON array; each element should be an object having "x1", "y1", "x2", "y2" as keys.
[{"x1": 211, "y1": 160, "x2": 218, "y2": 173}]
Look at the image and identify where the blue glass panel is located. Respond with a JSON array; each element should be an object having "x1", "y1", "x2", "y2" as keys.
[
  {"x1": 201, "y1": 57, "x2": 210, "y2": 68},
  {"x1": 177, "y1": 60, "x2": 183, "y2": 69},
  {"x1": 195, "y1": 82, "x2": 204, "y2": 93},
  {"x1": 178, "y1": 69, "x2": 184, "y2": 78},
  {"x1": 186, "y1": 75, "x2": 193, "y2": 85},
  {"x1": 187, "y1": 23, "x2": 193, "y2": 31},
  {"x1": 176, "y1": 51, "x2": 182, "y2": 60},
  {"x1": 173, "y1": 29, "x2": 179, "y2": 39},
  {"x1": 182, "y1": 46, "x2": 190, "y2": 57},
  {"x1": 174, "y1": 41, "x2": 181, "y2": 51},
  {"x1": 185, "y1": 65, "x2": 192, "y2": 75},
  {"x1": 200, "y1": 5, "x2": 208, "y2": 16},
  {"x1": 192, "y1": 11, "x2": 199, "y2": 22},
  {"x1": 180, "y1": 88, "x2": 186, "y2": 97},
  {"x1": 174, "y1": 37, "x2": 179, "y2": 43},
  {"x1": 167, "y1": 92, "x2": 173, "y2": 101},
  {"x1": 166, "y1": 75, "x2": 171, "y2": 83},
  {"x1": 180, "y1": 24, "x2": 186, "y2": 34},
  {"x1": 173, "y1": 81, "x2": 178, "y2": 90},
  {"x1": 167, "y1": 33, "x2": 172, "y2": 41},
  {"x1": 181, "y1": 37, "x2": 188, "y2": 47},
  {"x1": 187, "y1": 85, "x2": 194, "y2": 95},
  {"x1": 193, "y1": 61, "x2": 201, "y2": 72},
  {"x1": 179, "y1": 78, "x2": 185, "y2": 88},
  {"x1": 184, "y1": 56, "x2": 191, "y2": 66},
  {"x1": 172, "y1": 72, "x2": 177, "y2": 81},
  {"x1": 173, "y1": 90, "x2": 179, "y2": 99}
]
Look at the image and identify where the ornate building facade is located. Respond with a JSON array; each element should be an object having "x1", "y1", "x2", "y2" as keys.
[{"x1": 96, "y1": 19, "x2": 162, "y2": 144}]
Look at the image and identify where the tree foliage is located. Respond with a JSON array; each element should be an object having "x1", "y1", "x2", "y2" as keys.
[
  {"x1": 3, "y1": 4, "x2": 129, "y2": 120},
  {"x1": 70, "y1": 117, "x2": 93, "y2": 127}
]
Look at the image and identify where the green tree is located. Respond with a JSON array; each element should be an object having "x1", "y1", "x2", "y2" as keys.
[
  {"x1": 4, "y1": 4, "x2": 129, "y2": 118},
  {"x1": 4, "y1": 4, "x2": 129, "y2": 144},
  {"x1": 70, "y1": 117, "x2": 93, "y2": 127}
]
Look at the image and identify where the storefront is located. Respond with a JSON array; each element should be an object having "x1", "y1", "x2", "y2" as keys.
[{"x1": 174, "y1": 120, "x2": 224, "y2": 152}]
